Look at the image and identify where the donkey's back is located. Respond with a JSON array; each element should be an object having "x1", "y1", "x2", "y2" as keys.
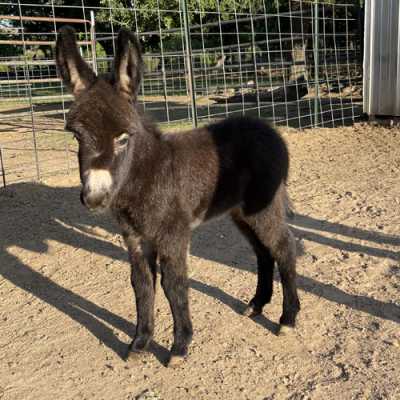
[{"x1": 166, "y1": 115, "x2": 290, "y2": 220}]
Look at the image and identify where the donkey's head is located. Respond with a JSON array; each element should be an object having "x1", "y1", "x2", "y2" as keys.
[{"x1": 56, "y1": 26, "x2": 143, "y2": 211}]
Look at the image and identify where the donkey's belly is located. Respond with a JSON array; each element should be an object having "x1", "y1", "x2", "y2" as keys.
[{"x1": 190, "y1": 171, "x2": 249, "y2": 225}]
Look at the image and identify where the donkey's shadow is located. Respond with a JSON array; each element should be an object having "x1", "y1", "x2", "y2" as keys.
[
  {"x1": 191, "y1": 212, "x2": 400, "y2": 324},
  {"x1": 0, "y1": 182, "x2": 278, "y2": 363},
  {"x1": 0, "y1": 183, "x2": 174, "y2": 363},
  {"x1": 1, "y1": 182, "x2": 399, "y2": 362}
]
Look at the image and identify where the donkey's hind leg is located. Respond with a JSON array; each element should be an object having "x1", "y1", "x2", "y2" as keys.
[
  {"x1": 231, "y1": 211, "x2": 275, "y2": 317},
  {"x1": 271, "y1": 227, "x2": 300, "y2": 330},
  {"x1": 232, "y1": 200, "x2": 300, "y2": 330}
]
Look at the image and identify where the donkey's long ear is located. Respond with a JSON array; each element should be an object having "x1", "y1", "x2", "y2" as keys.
[
  {"x1": 56, "y1": 26, "x2": 96, "y2": 96},
  {"x1": 113, "y1": 29, "x2": 143, "y2": 102}
]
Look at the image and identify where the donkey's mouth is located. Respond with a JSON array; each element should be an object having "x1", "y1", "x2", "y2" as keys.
[
  {"x1": 80, "y1": 190, "x2": 110, "y2": 213},
  {"x1": 85, "y1": 202, "x2": 110, "y2": 215},
  {"x1": 88, "y1": 205, "x2": 109, "y2": 214}
]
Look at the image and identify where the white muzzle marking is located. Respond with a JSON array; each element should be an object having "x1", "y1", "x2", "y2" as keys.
[{"x1": 85, "y1": 169, "x2": 113, "y2": 196}]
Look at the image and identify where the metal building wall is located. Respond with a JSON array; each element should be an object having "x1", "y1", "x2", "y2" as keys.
[{"x1": 363, "y1": 0, "x2": 400, "y2": 117}]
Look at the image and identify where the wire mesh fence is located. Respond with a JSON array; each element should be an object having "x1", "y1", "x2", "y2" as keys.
[{"x1": 0, "y1": 0, "x2": 364, "y2": 187}]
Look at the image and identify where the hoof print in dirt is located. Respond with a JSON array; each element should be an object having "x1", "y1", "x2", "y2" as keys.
[{"x1": 134, "y1": 389, "x2": 161, "y2": 400}]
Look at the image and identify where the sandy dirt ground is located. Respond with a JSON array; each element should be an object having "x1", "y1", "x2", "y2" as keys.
[{"x1": 0, "y1": 123, "x2": 399, "y2": 400}]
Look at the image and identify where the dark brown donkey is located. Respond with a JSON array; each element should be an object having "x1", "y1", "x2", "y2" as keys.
[{"x1": 56, "y1": 26, "x2": 300, "y2": 366}]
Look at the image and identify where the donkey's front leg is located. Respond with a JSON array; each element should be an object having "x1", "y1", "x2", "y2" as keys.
[
  {"x1": 159, "y1": 235, "x2": 193, "y2": 366},
  {"x1": 124, "y1": 234, "x2": 157, "y2": 357}
]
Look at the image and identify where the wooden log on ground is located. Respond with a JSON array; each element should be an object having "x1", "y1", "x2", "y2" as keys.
[{"x1": 211, "y1": 75, "x2": 308, "y2": 104}]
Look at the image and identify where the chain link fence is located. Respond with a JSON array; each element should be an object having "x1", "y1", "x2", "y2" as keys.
[{"x1": 0, "y1": 0, "x2": 363, "y2": 187}]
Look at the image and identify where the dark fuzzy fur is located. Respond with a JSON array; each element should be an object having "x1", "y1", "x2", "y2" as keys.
[{"x1": 56, "y1": 27, "x2": 300, "y2": 364}]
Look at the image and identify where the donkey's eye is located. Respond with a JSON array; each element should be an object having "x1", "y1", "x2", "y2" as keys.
[
  {"x1": 114, "y1": 132, "x2": 130, "y2": 148},
  {"x1": 71, "y1": 132, "x2": 81, "y2": 142}
]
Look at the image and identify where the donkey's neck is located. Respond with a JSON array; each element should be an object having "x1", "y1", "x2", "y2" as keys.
[
  {"x1": 113, "y1": 120, "x2": 165, "y2": 198},
  {"x1": 129, "y1": 119, "x2": 163, "y2": 166}
]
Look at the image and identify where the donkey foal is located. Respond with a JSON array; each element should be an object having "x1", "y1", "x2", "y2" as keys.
[{"x1": 56, "y1": 26, "x2": 300, "y2": 366}]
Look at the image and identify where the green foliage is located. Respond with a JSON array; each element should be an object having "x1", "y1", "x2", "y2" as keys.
[
  {"x1": 24, "y1": 48, "x2": 46, "y2": 60},
  {"x1": 95, "y1": 0, "x2": 294, "y2": 52},
  {"x1": 77, "y1": 32, "x2": 107, "y2": 58},
  {"x1": 97, "y1": 0, "x2": 288, "y2": 33},
  {"x1": 95, "y1": 42, "x2": 107, "y2": 58},
  {"x1": 0, "y1": 0, "x2": 364, "y2": 58},
  {"x1": 144, "y1": 56, "x2": 160, "y2": 72}
]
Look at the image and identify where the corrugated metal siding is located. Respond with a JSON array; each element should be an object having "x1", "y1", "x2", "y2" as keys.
[{"x1": 363, "y1": 0, "x2": 400, "y2": 116}]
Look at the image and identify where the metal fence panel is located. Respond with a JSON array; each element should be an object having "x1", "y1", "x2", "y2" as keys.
[{"x1": 0, "y1": 0, "x2": 363, "y2": 187}]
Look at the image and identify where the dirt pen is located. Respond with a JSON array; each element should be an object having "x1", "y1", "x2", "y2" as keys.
[
  {"x1": 1, "y1": 1, "x2": 399, "y2": 399},
  {"x1": 1, "y1": 123, "x2": 399, "y2": 399}
]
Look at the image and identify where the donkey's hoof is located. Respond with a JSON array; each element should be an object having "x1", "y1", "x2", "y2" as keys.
[
  {"x1": 167, "y1": 354, "x2": 187, "y2": 368},
  {"x1": 243, "y1": 304, "x2": 262, "y2": 317},
  {"x1": 125, "y1": 343, "x2": 149, "y2": 360},
  {"x1": 167, "y1": 343, "x2": 189, "y2": 367},
  {"x1": 278, "y1": 324, "x2": 295, "y2": 336},
  {"x1": 125, "y1": 338, "x2": 150, "y2": 360}
]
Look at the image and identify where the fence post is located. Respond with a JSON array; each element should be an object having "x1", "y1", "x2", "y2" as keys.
[
  {"x1": 181, "y1": 0, "x2": 198, "y2": 128},
  {"x1": 314, "y1": 0, "x2": 319, "y2": 127},
  {"x1": 157, "y1": 0, "x2": 171, "y2": 123},
  {"x1": 17, "y1": 3, "x2": 40, "y2": 181},
  {"x1": 0, "y1": 148, "x2": 6, "y2": 188},
  {"x1": 90, "y1": 11, "x2": 98, "y2": 74},
  {"x1": 250, "y1": 5, "x2": 261, "y2": 118}
]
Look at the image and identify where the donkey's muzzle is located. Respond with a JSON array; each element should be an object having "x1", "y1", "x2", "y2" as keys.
[
  {"x1": 81, "y1": 188, "x2": 110, "y2": 211},
  {"x1": 81, "y1": 169, "x2": 113, "y2": 211}
]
